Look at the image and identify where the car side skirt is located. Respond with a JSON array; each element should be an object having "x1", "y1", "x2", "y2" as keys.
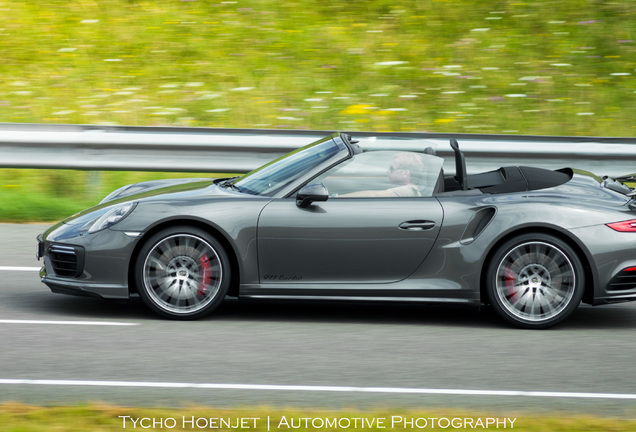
[{"x1": 239, "y1": 284, "x2": 481, "y2": 305}]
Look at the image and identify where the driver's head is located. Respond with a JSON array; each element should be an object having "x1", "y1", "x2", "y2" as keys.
[{"x1": 389, "y1": 152, "x2": 425, "y2": 185}]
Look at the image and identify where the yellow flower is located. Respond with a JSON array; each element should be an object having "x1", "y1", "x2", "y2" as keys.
[{"x1": 340, "y1": 104, "x2": 375, "y2": 115}]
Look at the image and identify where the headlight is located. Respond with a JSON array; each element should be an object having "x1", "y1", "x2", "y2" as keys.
[{"x1": 88, "y1": 202, "x2": 137, "y2": 233}]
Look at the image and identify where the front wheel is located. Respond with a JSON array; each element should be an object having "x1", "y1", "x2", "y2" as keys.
[
  {"x1": 486, "y1": 233, "x2": 585, "y2": 329},
  {"x1": 134, "y1": 226, "x2": 230, "y2": 320}
]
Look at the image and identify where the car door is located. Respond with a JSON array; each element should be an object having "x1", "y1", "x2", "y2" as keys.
[{"x1": 257, "y1": 196, "x2": 443, "y2": 284}]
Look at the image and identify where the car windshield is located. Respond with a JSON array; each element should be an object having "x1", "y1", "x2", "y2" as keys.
[{"x1": 230, "y1": 134, "x2": 348, "y2": 196}]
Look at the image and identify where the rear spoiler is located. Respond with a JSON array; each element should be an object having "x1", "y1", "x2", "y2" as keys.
[
  {"x1": 612, "y1": 175, "x2": 636, "y2": 209},
  {"x1": 602, "y1": 176, "x2": 632, "y2": 195}
]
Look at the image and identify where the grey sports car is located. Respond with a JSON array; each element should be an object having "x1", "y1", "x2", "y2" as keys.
[{"x1": 37, "y1": 132, "x2": 636, "y2": 328}]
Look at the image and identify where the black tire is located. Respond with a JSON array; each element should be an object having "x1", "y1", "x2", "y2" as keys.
[
  {"x1": 485, "y1": 233, "x2": 585, "y2": 329},
  {"x1": 134, "y1": 226, "x2": 230, "y2": 320}
]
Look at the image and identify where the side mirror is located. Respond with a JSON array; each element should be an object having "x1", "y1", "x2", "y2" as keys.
[{"x1": 296, "y1": 183, "x2": 329, "y2": 208}]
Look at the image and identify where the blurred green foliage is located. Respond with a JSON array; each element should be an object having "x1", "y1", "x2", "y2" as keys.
[
  {"x1": 1, "y1": 0, "x2": 635, "y2": 134},
  {"x1": 1, "y1": 0, "x2": 635, "y2": 220},
  {"x1": 0, "y1": 169, "x2": 217, "y2": 221}
]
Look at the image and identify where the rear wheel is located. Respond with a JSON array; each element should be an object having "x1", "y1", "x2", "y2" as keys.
[
  {"x1": 486, "y1": 233, "x2": 584, "y2": 329},
  {"x1": 135, "y1": 226, "x2": 230, "y2": 319}
]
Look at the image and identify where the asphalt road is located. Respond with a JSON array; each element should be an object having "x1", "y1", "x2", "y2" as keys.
[{"x1": 1, "y1": 223, "x2": 636, "y2": 418}]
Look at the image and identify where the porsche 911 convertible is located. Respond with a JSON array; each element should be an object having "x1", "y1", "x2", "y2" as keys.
[{"x1": 37, "y1": 132, "x2": 636, "y2": 328}]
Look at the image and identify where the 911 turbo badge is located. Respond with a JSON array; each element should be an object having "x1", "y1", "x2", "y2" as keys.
[{"x1": 263, "y1": 275, "x2": 304, "y2": 281}]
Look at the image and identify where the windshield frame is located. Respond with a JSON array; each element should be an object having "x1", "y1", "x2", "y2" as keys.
[{"x1": 229, "y1": 133, "x2": 352, "y2": 197}]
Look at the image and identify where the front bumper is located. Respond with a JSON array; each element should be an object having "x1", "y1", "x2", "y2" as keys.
[{"x1": 37, "y1": 224, "x2": 140, "y2": 299}]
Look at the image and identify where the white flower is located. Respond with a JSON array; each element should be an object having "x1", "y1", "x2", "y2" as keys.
[{"x1": 374, "y1": 61, "x2": 409, "y2": 66}]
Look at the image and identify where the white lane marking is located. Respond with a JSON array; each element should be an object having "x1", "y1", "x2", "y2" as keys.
[
  {"x1": 0, "y1": 266, "x2": 40, "y2": 272},
  {"x1": 0, "y1": 379, "x2": 635, "y2": 400},
  {"x1": 0, "y1": 320, "x2": 138, "y2": 326}
]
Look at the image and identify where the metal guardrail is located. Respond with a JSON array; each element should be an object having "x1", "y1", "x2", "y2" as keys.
[{"x1": 1, "y1": 123, "x2": 635, "y2": 176}]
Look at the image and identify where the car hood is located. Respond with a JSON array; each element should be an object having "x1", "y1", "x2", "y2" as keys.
[
  {"x1": 59, "y1": 177, "x2": 232, "y2": 228},
  {"x1": 99, "y1": 177, "x2": 216, "y2": 203}
]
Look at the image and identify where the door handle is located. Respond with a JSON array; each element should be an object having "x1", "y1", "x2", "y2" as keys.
[{"x1": 398, "y1": 220, "x2": 436, "y2": 231}]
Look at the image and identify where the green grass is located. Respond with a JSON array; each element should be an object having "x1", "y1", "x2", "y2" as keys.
[
  {"x1": 2, "y1": 0, "x2": 636, "y2": 221},
  {"x1": 1, "y1": 404, "x2": 636, "y2": 432},
  {"x1": 2, "y1": 0, "x2": 636, "y2": 135}
]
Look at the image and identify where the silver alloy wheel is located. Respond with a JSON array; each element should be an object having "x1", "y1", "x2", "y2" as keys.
[
  {"x1": 494, "y1": 241, "x2": 576, "y2": 323},
  {"x1": 142, "y1": 233, "x2": 223, "y2": 315}
]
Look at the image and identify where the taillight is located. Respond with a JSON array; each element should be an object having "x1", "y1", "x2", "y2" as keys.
[{"x1": 606, "y1": 219, "x2": 636, "y2": 232}]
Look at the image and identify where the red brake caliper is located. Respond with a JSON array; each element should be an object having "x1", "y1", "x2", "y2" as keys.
[
  {"x1": 504, "y1": 267, "x2": 518, "y2": 301},
  {"x1": 198, "y1": 255, "x2": 212, "y2": 296}
]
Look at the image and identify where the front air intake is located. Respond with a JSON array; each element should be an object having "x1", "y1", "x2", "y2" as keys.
[{"x1": 48, "y1": 245, "x2": 84, "y2": 278}]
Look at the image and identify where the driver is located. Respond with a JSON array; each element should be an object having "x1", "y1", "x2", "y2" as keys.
[{"x1": 341, "y1": 152, "x2": 425, "y2": 197}]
